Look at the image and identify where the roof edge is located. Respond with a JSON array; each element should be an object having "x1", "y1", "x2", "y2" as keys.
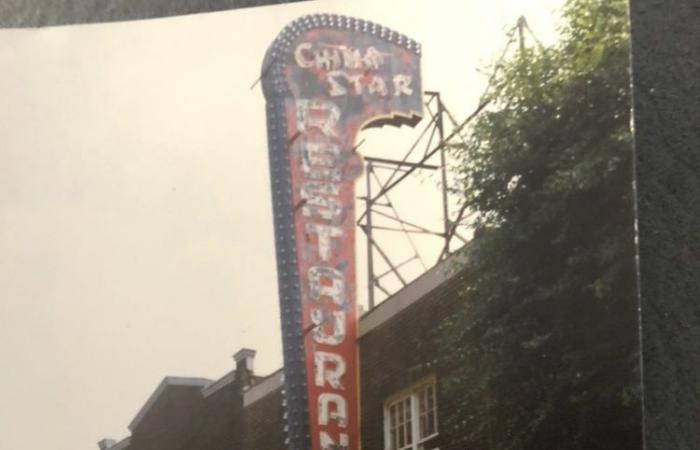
[
  {"x1": 358, "y1": 251, "x2": 466, "y2": 337},
  {"x1": 128, "y1": 376, "x2": 212, "y2": 431},
  {"x1": 111, "y1": 437, "x2": 131, "y2": 450},
  {"x1": 243, "y1": 369, "x2": 284, "y2": 407},
  {"x1": 201, "y1": 370, "x2": 236, "y2": 398}
]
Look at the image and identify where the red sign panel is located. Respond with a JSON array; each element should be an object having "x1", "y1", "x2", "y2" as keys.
[{"x1": 262, "y1": 14, "x2": 422, "y2": 450}]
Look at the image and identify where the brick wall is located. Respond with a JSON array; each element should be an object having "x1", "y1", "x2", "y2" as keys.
[
  {"x1": 129, "y1": 386, "x2": 208, "y2": 450},
  {"x1": 244, "y1": 386, "x2": 287, "y2": 450},
  {"x1": 186, "y1": 379, "x2": 245, "y2": 450},
  {"x1": 358, "y1": 272, "x2": 468, "y2": 450}
]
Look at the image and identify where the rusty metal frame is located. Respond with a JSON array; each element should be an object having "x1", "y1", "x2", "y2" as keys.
[
  {"x1": 357, "y1": 15, "x2": 530, "y2": 308},
  {"x1": 357, "y1": 91, "x2": 478, "y2": 308}
]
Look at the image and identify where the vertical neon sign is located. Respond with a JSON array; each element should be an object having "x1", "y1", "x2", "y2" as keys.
[{"x1": 262, "y1": 14, "x2": 422, "y2": 450}]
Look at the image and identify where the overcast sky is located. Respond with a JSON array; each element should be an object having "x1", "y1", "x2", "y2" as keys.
[{"x1": 0, "y1": 1, "x2": 566, "y2": 449}]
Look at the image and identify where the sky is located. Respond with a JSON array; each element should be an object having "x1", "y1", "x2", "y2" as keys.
[{"x1": 0, "y1": 0, "x2": 566, "y2": 449}]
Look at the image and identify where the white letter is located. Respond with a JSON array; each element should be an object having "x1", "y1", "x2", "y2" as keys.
[
  {"x1": 300, "y1": 182, "x2": 342, "y2": 221},
  {"x1": 304, "y1": 142, "x2": 340, "y2": 167},
  {"x1": 306, "y1": 223, "x2": 343, "y2": 261},
  {"x1": 310, "y1": 310, "x2": 346, "y2": 345},
  {"x1": 316, "y1": 48, "x2": 342, "y2": 71},
  {"x1": 296, "y1": 100, "x2": 340, "y2": 137},
  {"x1": 327, "y1": 71, "x2": 363, "y2": 96},
  {"x1": 327, "y1": 71, "x2": 347, "y2": 96},
  {"x1": 319, "y1": 393, "x2": 348, "y2": 427},
  {"x1": 295, "y1": 43, "x2": 315, "y2": 68},
  {"x1": 393, "y1": 74, "x2": 414, "y2": 96},
  {"x1": 362, "y1": 46, "x2": 386, "y2": 69},
  {"x1": 320, "y1": 432, "x2": 349, "y2": 450},
  {"x1": 368, "y1": 76, "x2": 388, "y2": 96},
  {"x1": 301, "y1": 142, "x2": 341, "y2": 182},
  {"x1": 302, "y1": 165, "x2": 341, "y2": 183},
  {"x1": 308, "y1": 266, "x2": 346, "y2": 305},
  {"x1": 314, "y1": 352, "x2": 346, "y2": 389},
  {"x1": 340, "y1": 46, "x2": 363, "y2": 69}
]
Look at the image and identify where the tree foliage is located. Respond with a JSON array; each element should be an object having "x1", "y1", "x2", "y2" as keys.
[{"x1": 439, "y1": 0, "x2": 641, "y2": 448}]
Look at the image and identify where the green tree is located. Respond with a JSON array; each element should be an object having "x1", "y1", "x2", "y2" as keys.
[{"x1": 439, "y1": 0, "x2": 641, "y2": 448}]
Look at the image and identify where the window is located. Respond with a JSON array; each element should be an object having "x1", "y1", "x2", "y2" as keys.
[{"x1": 384, "y1": 378, "x2": 438, "y2": 450}]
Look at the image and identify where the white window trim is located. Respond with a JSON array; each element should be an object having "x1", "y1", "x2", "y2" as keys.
[{"x1": 383, "y1": 375, "x2": 439, "y2": 450}]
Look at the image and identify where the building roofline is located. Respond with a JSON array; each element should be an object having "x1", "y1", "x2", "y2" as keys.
[
  {"x1": 358, "y1": 251, "x2": 465, "y2": 337},
  {"x1": 110, "y1": 437, "x2": 131, "y2": 450},
  {"x1": 128, "y1": 376, "x2": 212, "y2": 431},
  {"x1": 201, "y1": 370, "x2": 236, "y2": 398},
  {"x1": 119, "y1": 253, "x2": 467, "y2": 434},
  {"x1": 243, "y1": 369, "x2": 284, "y2": 407}
]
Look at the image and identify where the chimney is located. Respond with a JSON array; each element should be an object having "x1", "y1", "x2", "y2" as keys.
[
  {"x1": 97, "y1": 439, "x2": 116, "y2": 450},
  {"x1": 233, "y1": 348, "x2": 256, "y2": 374},
  {"x1": 234, "y1": 348, "x2": 256, "y2": 390}
]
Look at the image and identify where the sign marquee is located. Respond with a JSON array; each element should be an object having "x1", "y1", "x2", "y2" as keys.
[{"x1": 261, "y1": 14, "x2": 422, "y2": 450}]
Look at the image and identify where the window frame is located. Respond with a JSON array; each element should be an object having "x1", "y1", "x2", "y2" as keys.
[{"x1": 383, "y1": 376, "x2": 439, "y2": 450}]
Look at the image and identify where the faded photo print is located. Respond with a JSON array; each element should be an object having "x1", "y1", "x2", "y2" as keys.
[{"x1": 0, "y1": 1, "x2": 641, "y2": 449}]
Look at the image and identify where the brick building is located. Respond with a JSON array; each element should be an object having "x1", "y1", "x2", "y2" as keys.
[{"x1": 99, "y1": 255, "x2": 466, "y2": 450}]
